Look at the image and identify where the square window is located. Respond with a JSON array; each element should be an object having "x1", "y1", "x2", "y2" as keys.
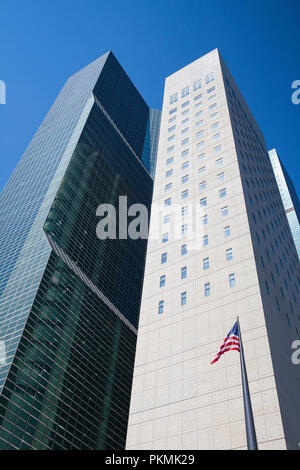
[{"x1": 164, "y1": 198, "x2": 171, "y2": 207}]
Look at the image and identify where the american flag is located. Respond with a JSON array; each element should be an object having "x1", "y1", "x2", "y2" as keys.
[{"x1": 211, "y1": 321, "x2": 240, "y2": 364}]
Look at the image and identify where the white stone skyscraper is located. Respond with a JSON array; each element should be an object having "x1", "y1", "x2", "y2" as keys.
[{"x1": 126, "y1": 49, "x2": 300, "y2": 450}]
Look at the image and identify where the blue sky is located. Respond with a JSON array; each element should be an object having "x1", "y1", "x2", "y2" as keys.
[{"x1": 0, "y1": 0, "x2": 299, "y2": 194}]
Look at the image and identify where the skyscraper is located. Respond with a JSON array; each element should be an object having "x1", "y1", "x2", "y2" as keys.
[
  {"x1": 268, "y1": 148, "x2": 300, "y2": 260},
  {"x1": 126, "y1": 49, "x2": 300, "y2": 450},
  {"x1": 0, "y1": 52, "x2": 160, "y2": 449}
]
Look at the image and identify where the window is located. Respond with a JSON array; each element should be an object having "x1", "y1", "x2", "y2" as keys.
[
  {"x1": 196, "y1": 130, "x2": 204, "y2": 139},
  {"x1": 168, "y1": 125, "x2": 176, "y2": 133},
  {"x1": 200, "y1": 197, "x2": 207, "y2": 207},
  {"x1": 196, "y1": 141, "x2": 205, "y2": 149},
  {"x1": 160, "y1": 275, "x2": 166, "y2": 287},
  {"x1": 165, "y1": 169, "x2": 173, "y2": 178},
  {"x1": 181, "y1": 117, "x2": 189, "y2": 125},
  {"x1": 181, "y1": 127, "x2": 189, "y2": 135},
  {"x1": 167, "y1": 145, "x2": 175, "y2": 154},
  {"x1": 198, "y1": 166, "x2": 206, "y2": 175},
  {"x1": 205, "y1": 73, "x2": 214, "y2": 84},
  {"x1": 207, "y1": 86, "x2": 216, "y2": 94},
  {"x1": 165, "y1": 183, "x2": 172, "y2": 192},
  {"x1": 194, "y1": 101, "x2": 203, "y2": 109},
  {"x1": 161, "y1": 252, "x2": 167, "y2": 264},
  {"x1": 194, "y1": 93, "x2": 202, "y2": 100},
  {"x1": 207, "y1": 94, "x2": 216, "y2": 102},
  {"x1": 181, "y1": 244, "x2": 187, "y2": 255},
  {"x1": 169, "y1": 116, "x2": 176, "y2": 123},
  {"x1": 195, "y1": 120, "x2": 204, "y2": 127},
  {"x1": 193, "y1": 79, "x2": 202, "y2": 91},
  {"x1": 163, "y1": 214, "x2": 170, "y2": 224},
  {"x1": 181, "y1": 149, "x2": 189, "y2": 158},
  {"x1": 214, "y1": 145, "x2": 222, "y2": 153},
  {"x1": 182, "y1": 86, "x2": 190, "y2": 98},
  {"x1": 211, "y1": 121, "x2": 219, "y2": 129},
  {"x1": 204, "y1": 282, "x2": 211, "y2": 297},
  {"x1": 198, "y1": 153, "x2": 206, "y2": 162},
  {"x1": 164, "y1": 198, "x2": 171, "y2": 207},
  {"x1": 181, "y1": 138, "x2": 189, "y2": 146},
  {"x1": 212, "y1": 133, "x2": 221, "y2": 141},
  {"x1": 203, "y1": 235, "x2": 208, "y2": 247},
  {"x1": 166, "y1": 157, "x2": 174, "y2": 165},
  {"x1": 182, "y1": 100, "x2": 190, "y2": 108},
  {"x1": 203, "y1": 257, "x2": 210, "y2": 270},
  {"x1": 168, "y1": 134, "x2": 175, "y2": 142},
  {"x1": 181, "y1": 109, "x2": 189, "y2": 116},
  {"x1": 181, "y1": 291, "x2": 187, "y2": 305},
  {"x1": 216, "y1": 157, "x2": 223, "y2": 167},
  {"x1": 181, "y1": 205, "x2": 188, "y2": 216},
  {"x1": 181, "y1": 161, "x2": 189, "y2": 170},
  {"x1": 224, "y1": 226, "x2": 231, "y2": 237},
  {"x1": 219, "y1": 188, "x2": 226, "y2": 198},
  {"x1": 181, "y1": 224, "x2": 188, "y2": 235},
  {"x1": 209, "y1": 102, "x2": 218, "y2": 110},
  {"x1": 201, "y1": 214, "x2": 208, "y2": 225},
  {"x1": 162, "y1": 233, "x2": 169, "y2": 243},
  {"x1": 229, "y1": 273, "x2": 236, "y2": 288},
  {"x1": 182, "y1": 174, "x2": 189, "y2": 184},
  {"x1": 158, "y1": 300, "x2": 164, "y2": 314},
  {"x1": 181, "y1": 189, "x2": 189, "y2": 200},
  {"x1": 181, "y1": 266, "x2": 187, "y2": 279},
  {"x1": 169, "y1": 107, "x2": 177, "y2": 115},
  {"x1": 170, "y1": 93, "x2": 178, "y2": 104},
  {"x1": 199, "y1": 181, "x2": 206, "y2": 191},
  {"x1": 226, "y1": 248, "x2": 233, "y2": 260},
  {"x1": 210, "y1": 111, "x2": 219, "y2": 120},
  {"x1": 221, "y1": 206, "x2": 228, "y2": 216},
  {"x1": 195, "y1": 110, "x2": 204, "y2": 118},
  {"x1": 217, "y1": 172, "x2": 225, "y2": 181}
]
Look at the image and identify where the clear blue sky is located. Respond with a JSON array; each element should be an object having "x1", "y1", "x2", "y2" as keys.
[{"x1": 0, "y1": 0, "x2": 299, "y2": 194}]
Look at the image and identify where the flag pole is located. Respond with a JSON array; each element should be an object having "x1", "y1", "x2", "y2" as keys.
[{"x1": 237, "y1": 316, "x2": 258, "y2": 450}]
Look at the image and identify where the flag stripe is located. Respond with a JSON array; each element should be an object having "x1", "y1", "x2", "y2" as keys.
[{"x1": 211, "y1": 321, "x2": 240, "y2": 364}]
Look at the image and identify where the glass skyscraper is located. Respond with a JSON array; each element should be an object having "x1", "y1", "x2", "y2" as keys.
[
  {"x1": 268, "y1": 148, "x2": 300, "y2": 259},
  {"x1": 0, "y1": 52, "x2": 160, "y2": 449}
]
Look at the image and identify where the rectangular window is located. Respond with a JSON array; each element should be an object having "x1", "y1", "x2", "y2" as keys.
[
  {"x1": 158, "y1": 300, "x2": 164, "y2": 314},
  {"x1": 169, "y1": 108, "x2": 177, "y2": 115},
  {"x1": 162, "y1": 233, "x2": 169, "y2": 243},
  {"x1": 198, "y1": 153, "x2": 206, "y2": 162},
  {"x1": 216, "y1": 157, "x2": 223, "y2": 167},
  {"x1": 181, "y1": 117, "x2": 189, "y2": 125},
  {"x1": 168, "y1": 134, "x2": 175, "y2": 142},
  {"x1": 203, "y1": 235, "x2": 208, "y2": 247},
  {"x1": 211, "y1": 121, "x2": 219, "y2": 129},
  {"x1": 181, "y1": 205, "x2": 188, "y2": 216},
  {"x1": 214, "y1": 145, "x2": 222, "y2": 153},
  {"x1": 201, "y1": 214, "x2": 208, "y2": 225},
  {"x1": 160, "y1": 275, "x2": 166, "y2": 287},
  {"x1": 196, "y1": 130, "x2": 204, "y2": 139},
  {"x1": 182, "y1": 86, "x2": 190, "y2": 97},
  {"x1": 181, "y1": 127, "x2": 189, "y2": 135},
  {"x1": 200, "y1": 197, "x2": 207, "y2": 207},
  {"x1": 194, "y1": 101, "x2": 203, "y2": 109},
  {"x1": 221, "y1": 206, "x2": 228, "y2": 216},
  {"x1": 194, "y1": 93, "x2": 202, "y2": 101},
  {"x1": 181, "y1": 189, "x2": 189, "y2": 200},
  {"x1": 181, "y1": 149, "x2": 189, "y2": 158},
  {"x1": 168, "y1": 125, "x2": 176, "y2": 133},
  {"x1": 209, "y1": 102, "x2": 218, "y2": 110},
  {"x1": 199, "y1": 180, "x2": 206, "y2": 191},
  {"x1": 181, "y1": 109, "x2": 190, "y2": 116},
  {"x1": 198, "y1": 166, "x2": 206, "y2": 175},
  {"x1": 195, "y1": 110, "x2": 204, "y2": 118},
  {"x1": 181, "y1": 291, "x2": 187, "y2": 305},
  {"x1": 182, "y1": 100, "x2": 190, "y2": 108},
  {"x1": 181, "y1": 224, "x2": 188, "y2": 235},
  {"x1": 181, "y1": 137, "x2": 189, "y2": 146},
  {"x1": 165, "y1": 169, "x2": 173, "y2": 178},
  {"x1": 226, "y1": 248, "x2": 233, "y2": 260},
  {"x1": 229, "y1": 273, "x2": 236, "y2": 288},
  {"x1": 203, "y1": 257, "x2": 210, "y2": 270},
  {"x1": 169, "y1": 116, "x2": 176, "y2": 123},
  {"x1": 205, "y1": 73, "x2": 214, "y2": 84},
  {"x1": 217, "y1": 172, "x2": 225, "y2": 181},
  {"x1": 161, "y1": 252, "x2": 167, "y2": 264},
  {"x1": 182, "y1": 174, "x2": 189, "y2": 184},
  {"x1": 181, "y1": 161, "x2": 189, "y2": 170},
  {"x1": 163, "y1": 214, "x2": 170, "y2": 224},
  {"x1": 210, "y1": 111, "x2": 219, "y2": 120},
  {"x1": 170, "y1": 93, "x2": 178, "y2": 104},
  {"x1": 207, "y1": 94, "x2": 216, "y2": 102},
  {"x1": 167, "y1": 145, "x2": 175, "y2": 154},
  {"x1": 212, "y1": 133, "x2": 221, "y2": 141},
  {"x1": 195, "y1": 120, "x2": 204, "y2": 127},
  {"x1": 204, "y1": 282, "x2": 211, "y2": 296},
  {"x1": 165, "y1": 183, "x2": 172, "y2": 192},
  {"x1": 193, "y1": 79, "x2": 202, "y2": 91},
  {"x1": 224, "y1": 226, "x2": 231, "y2": 237},
  {"x1": 219, "y1": 188, "x2": 227, "y2": 198},
  {"x1": 166, "y1": 157, "x2": 174, "y2": 165},
  {"x1": 196, "y1": 141, "x2": 205, "y2": 149},
  {"x1": 181, "y1": 266, "x2": 187, "y2": 279},
  {"x1": 181, "y1": 244, "x2": 187, "y2": 255},
  {"x1": 207, "y1": 86, "x2": 216, "y2": 94},
  {"x1": 164, "y1": 197, "x2": 171, "y2": 207}
]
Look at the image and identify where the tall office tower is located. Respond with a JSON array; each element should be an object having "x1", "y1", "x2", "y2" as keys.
[
  {"x1": 268, "y1": 148, "x2": 300, "y2": 260},
  {"x1": 0, "y1": 52, "x2": 160, "y2": 449},
  {"x1": 126, "y1": 49, "x2": 300, "y2": 450}
]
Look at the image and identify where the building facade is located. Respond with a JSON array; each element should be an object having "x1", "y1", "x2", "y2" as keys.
[
  {"x1": 0, "y1": 52, "x2": 160, "y2": 449},
  {"x1": 268, "y1": 148, "x2": 300, "y2": 260},
  {"x1": 126, "y1": 49, "x2": 300, "y2": 450}
]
